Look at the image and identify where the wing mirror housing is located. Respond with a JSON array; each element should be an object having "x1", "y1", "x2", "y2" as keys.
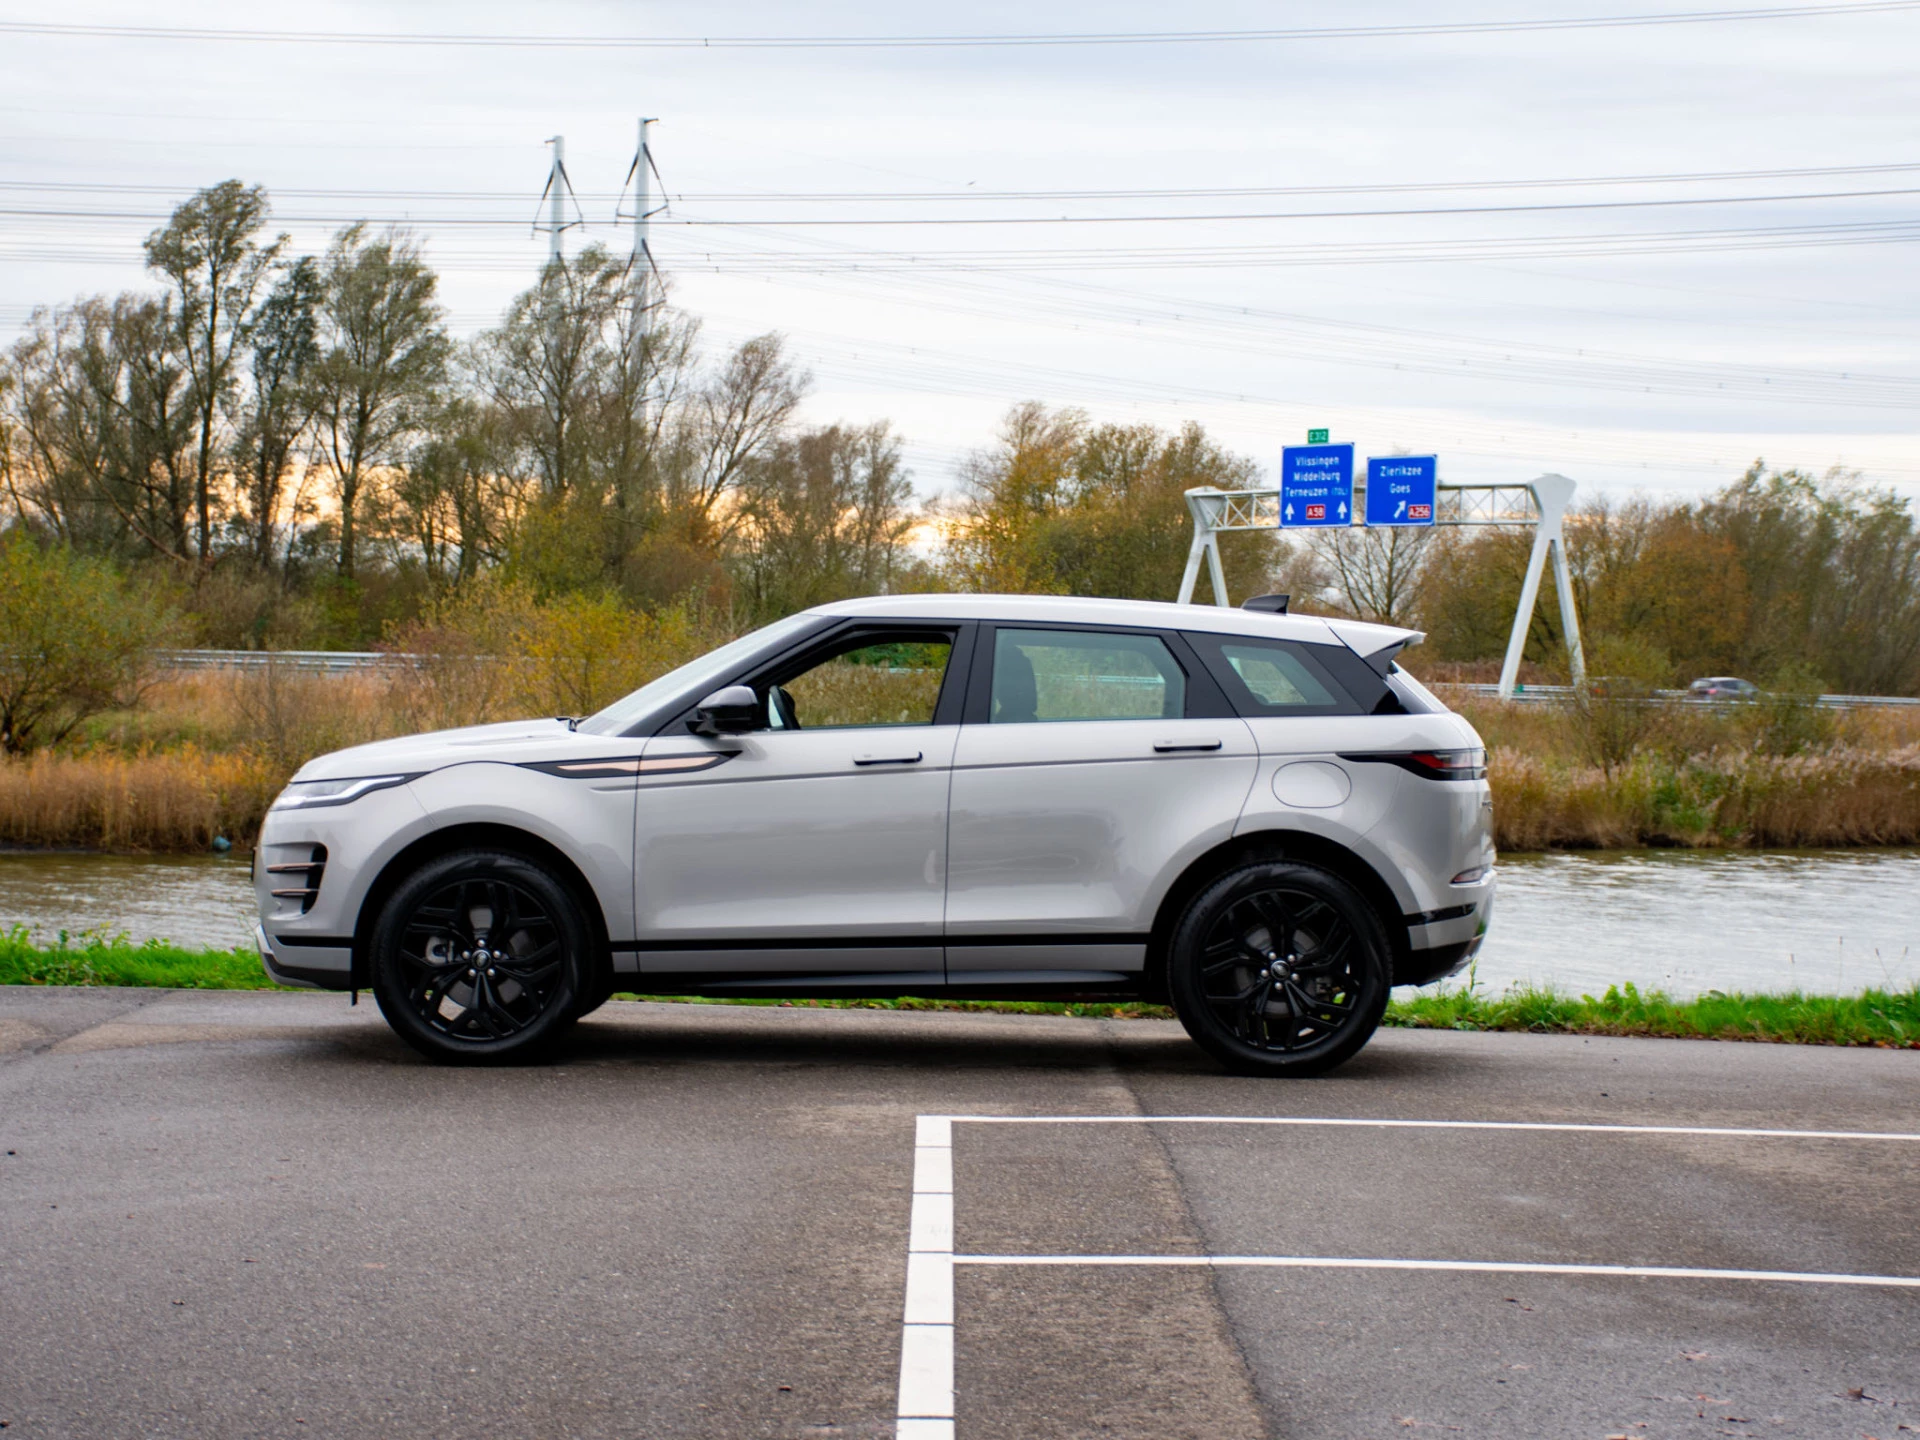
[{"x1": 689, "y1": 684, "x2": 760, "y2": 736}]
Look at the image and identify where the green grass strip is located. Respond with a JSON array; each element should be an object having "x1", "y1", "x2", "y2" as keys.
[
  {"x1": 1385, "y1": 979, "x2": 1920, "y2": 1047},
  {"x1": 0, "y1": 927, "x2": 270, "y2": 990},
  {"x1": 3, "y1": 929, "x2": 1915, "y2": 1047}
]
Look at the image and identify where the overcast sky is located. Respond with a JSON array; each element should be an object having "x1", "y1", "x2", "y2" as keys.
[{"x1": 3, "y1": 0, "x2": 1916, "y2": 505}]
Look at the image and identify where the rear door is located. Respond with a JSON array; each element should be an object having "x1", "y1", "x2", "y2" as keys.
[{"x1": 945, "y1": 624, "x2": 1256, "y2": 981}]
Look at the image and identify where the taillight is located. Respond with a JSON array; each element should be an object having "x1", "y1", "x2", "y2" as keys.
[{"x1": 1340, "y1": 748, "x2": 1487, "y2": 781}]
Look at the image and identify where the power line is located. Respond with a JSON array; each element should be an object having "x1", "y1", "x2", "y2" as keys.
[
  {"x1": 0, "y1": 186, "x2": 1912, "y2": 228},
  {"x1": 608, "y1": 187, "x2": 1920, "y2": 225},
  {"x1": 1, "y1": 3, "x2": 1914, "y2": 49},
  {"x1": 4, "y1": 161, "x2": 1918, "y2": 203},
  {"x1": 4, "y1": 217, "x2": 1917, "y2": 270}
]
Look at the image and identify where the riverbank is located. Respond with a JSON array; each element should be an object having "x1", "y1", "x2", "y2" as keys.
[
  {"x1": 5, "y1": 931, "x2": 1915, "y2": 1048},
  {"x1": 1, "y1": 668, "x2": 1918, "y2": 853}
]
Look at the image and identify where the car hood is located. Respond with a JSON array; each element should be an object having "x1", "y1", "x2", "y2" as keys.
[{"x1": 288, "y1": 718, "x2": 609, "y2": 782}]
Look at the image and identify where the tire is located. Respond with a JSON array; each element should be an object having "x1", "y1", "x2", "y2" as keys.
[
  {"x1": 371, "y1": 849, "x2": 589, "y2": 1064},
  {"x1": 570, "y1": 968, "x2": 617, "y2": 1022},
  {"x1": 1167, "y1": 860, "x2": 1391, "y2": 1077}
]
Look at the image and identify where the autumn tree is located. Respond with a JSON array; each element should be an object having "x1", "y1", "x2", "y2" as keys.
[
  {"x1": 1703, "y1": 464, "x2": 1920, "y2": 694},
  {"x1": 732, "y1": 422, "x2": 921, "y2": 619},
  {"x1": 945, "y1": 403, "x2": 1267, "y2": 601},
  {"x1": 310, "y1": 225, "x2": 449, "y2": 580},
  {"x1": 232, "y1": 255, "x2": 322, "y2": 572},
  {"x1": 142, "y1": 181, "x2": 284, "y2": 567}
]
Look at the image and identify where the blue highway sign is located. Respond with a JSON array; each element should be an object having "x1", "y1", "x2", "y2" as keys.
[
  {"x1": 1279, "y1": 443, "x2": 1355, "y2": 528},
  {"x1": 1365, "y1": 455, "x2": 1437, "y2": 527}
]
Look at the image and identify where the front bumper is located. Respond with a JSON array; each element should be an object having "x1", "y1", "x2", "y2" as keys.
[{"x1": 256, "y1": 923, "x2": 354, "y2": 991}]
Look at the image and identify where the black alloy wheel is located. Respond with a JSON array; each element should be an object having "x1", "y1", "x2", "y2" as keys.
[
  {"x1": 1167, "y1": 860, "x2": 1390, "y2": 1077},
  {"x1": 371, "y1": 849, "x2": 589, "y2": 1063}
]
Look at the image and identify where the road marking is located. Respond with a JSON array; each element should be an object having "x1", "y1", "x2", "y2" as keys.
[
  {"x1": 892, "y1": 1112, "x2": 1920, "y2": 1438},
  {"x1": 926, "y1": 1114, "x2": 1920, "y2": 1142},
  {"x1": 953, "y1": 1255, "x2": 1920, "y2": 1287},
  {"x1": 896, "y1": 1115, "x2": 955, "y2": 1437}
]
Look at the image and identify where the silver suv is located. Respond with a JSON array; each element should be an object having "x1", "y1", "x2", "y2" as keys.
[{"x1": 254, "y1": 594, "x2": 1494, "y2": 1075}]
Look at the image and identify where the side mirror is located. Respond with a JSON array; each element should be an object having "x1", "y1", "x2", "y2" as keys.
[{"x1": 689, "y1": 684, "x2": 760, "y2": 736}]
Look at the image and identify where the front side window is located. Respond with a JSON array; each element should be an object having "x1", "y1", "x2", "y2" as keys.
[
  {"x1": 580, "y1": 611, "x2": 822, "y2": 735},
  {"x1": 769, "y1": 634, "x2": 954, "y2": 730},
  {"x1": 990, "y1": 628, "x2": 1186, "y2": 723}
]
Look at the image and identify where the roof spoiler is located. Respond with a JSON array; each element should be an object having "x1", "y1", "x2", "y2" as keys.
[{"x1": 1321, "y1": 618, "x2": 1427, "y2": 677}]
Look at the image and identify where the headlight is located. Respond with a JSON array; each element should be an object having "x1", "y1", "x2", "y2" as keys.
[{"x1": 270, "y1": 774, "x2": 418, "y2": 810}]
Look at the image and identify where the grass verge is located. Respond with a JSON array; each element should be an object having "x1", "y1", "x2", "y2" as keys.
[
  {"x1": 1387, "y1": 980, "x2": 1920, "y2": 1048},
  {"x1": 0, "y1": 928, "x2": 268, "y2": 989},
  {"x1": 2, "y1": 930, "x2": 1916, "y2": 1048}
]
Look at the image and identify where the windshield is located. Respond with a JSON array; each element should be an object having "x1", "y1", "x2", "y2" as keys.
[{"x1": 576, "y1": 612, "x2": 823, "y2": 736}]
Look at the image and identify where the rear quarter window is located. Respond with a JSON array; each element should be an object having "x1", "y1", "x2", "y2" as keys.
[{"x1": 1183, "y1": 632, "x2": 1386, "y2": 718}]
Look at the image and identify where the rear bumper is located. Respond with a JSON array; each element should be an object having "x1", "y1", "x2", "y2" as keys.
[{"x1": 1395, "y1": 871, "x2": 1494, "y2": 986}]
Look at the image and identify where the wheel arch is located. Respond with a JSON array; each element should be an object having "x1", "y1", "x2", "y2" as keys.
[
  {"x1": 1144, "y1": 829, "x2": 1412, "y2": 1000},
  {"x1": 349, "y1": 822, "x2": 614, "y2": 991}
]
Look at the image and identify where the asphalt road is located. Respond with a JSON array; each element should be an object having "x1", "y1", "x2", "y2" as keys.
[{"x1": 1, "y1": 988, "x2": 1915, "y2": 1439}]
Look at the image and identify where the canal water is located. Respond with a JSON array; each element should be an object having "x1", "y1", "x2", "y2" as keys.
[{"x1": 1, "y1": 848, "x2": 1916, "y2": 1000}]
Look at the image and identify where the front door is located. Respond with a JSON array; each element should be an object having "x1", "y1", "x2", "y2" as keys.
[
  {"x1": 629, "y1": 625, "x2": 966, "y2": 986},
  {"x1": 946, "y1": 625, "x2": 1257, "y2": 981}
]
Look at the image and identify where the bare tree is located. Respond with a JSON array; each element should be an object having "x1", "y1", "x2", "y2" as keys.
[
  {"x1": 310, "y1": 225, "x2": 448, "y2": 579},
  {"x1": 2, "y1": 297, "x2": 198, "y2": 563},
  {"x1": 233, "y1": 256, "x2": 321, "y2": 573},
  {"x1": 669, "y1": 333, "x2": 808, "y2": 527},
  {"x1": 1307, "y1": 524, "x2": 1434, "y2": 625},
  {"x1": 477, "y1": 246, "x2": 628, "y2": 501},
  {"x1": 142, "y1": 180, "x2": 283, "y2": 567}
]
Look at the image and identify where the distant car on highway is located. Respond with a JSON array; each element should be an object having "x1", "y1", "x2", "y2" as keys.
[
  {"x1": 1687, "y1": 676, "x2": 1761, "y2": 701},
  {"x1": 253, "y1": 594, "x2": 1495, "y2": 1076}
]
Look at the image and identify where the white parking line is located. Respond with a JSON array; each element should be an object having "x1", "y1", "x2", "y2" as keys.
[
  {"x1": 896, "y1": 1115, "x2": 955, "y2": 1439},
  {"x1": 953, "y1": 1255, "x2": 1920, "y2": 1287},
  {"x1": 892, "y1": 1113, "x2": 1920, "y2": 1439},
  {"x1": 931, "y1": 1114, "x2": 1920, "y2": 1142}
]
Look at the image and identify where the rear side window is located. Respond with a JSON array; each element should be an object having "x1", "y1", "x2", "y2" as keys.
[
  {"x1": 1184, "y1": 633, "x2": 1366, "y2": 718},
  {"x1": 991, "y1": 628, "x2": 1187, "y2": 722}
]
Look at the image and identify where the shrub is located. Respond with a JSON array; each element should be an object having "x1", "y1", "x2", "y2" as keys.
[{"x1": 0, "y1": 533, "x2": 184, "y2": 753}]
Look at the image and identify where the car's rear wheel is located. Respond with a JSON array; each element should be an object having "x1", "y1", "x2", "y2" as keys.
[
  {"x1": 371, "y1": 849, "x2": 587, "y2": 1064},
  {"x1": 1168, "y1": 860, "x2": 1390, "y2": 1077}
]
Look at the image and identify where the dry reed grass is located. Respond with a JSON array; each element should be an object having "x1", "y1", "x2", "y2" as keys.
[
  {"x1": 7, "y1": 643, "x2": 713, "y2": 852},
  {"x1": 1472, "y1": 693, "x2": 1920, "y2": 849},
  {"x1": 0, "y1": 747, "x2": 282, "y2": 850}
]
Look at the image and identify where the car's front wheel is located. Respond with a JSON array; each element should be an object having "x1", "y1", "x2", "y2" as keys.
[
  {"x1": 371, "y1": 849, "x2": 588, "y2": 1064},
  {"x1": 1167, "y1": 860, "x2": 1391, "y2": 1077}
]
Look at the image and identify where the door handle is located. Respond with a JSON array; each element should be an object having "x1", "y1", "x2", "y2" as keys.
[
  {"x1": 1153, "y1": 738, "x2": 1223, "y2": 753},
  {"x1": 854, "y1": 749, "x2": 924, "y2": 766}
]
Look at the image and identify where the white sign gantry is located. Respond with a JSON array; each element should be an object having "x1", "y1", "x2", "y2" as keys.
[{"x1": 1175, "y1": 472, "x2": 1586, "y2": 701}]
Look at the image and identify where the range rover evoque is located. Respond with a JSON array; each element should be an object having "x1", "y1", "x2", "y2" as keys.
[{"x1": 255, "y1": 594, "x2": 1494, "y2": 1075}]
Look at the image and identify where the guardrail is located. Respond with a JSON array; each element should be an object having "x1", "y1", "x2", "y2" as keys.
[
  {"x1": 1431, "y1": 682, "x2": 1920, "y2": 711},
  {"x1": 157, "y1": 649, "x2": 411, "y2": 674}
]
